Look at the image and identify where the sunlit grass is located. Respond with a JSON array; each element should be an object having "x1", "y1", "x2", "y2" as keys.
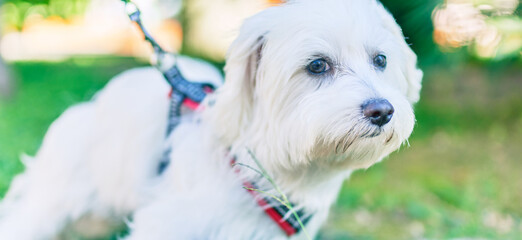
[{"x1": 322, "y1": 130, "x2": 522, "y2": 239}]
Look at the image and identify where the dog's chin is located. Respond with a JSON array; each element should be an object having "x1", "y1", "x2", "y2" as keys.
[
  {"x1": 311, "y1": 124, "x2": 400, "y2": 170},
  {"x1": 334, "y1": 122, "x2": 395, "y2": 150},
  {"x1": 361, "y1": 126, "x2": 396, "y2": 142}
]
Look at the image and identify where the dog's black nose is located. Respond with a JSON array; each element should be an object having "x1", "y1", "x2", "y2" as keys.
[{"x1": 362, "y1": 99, "x2": 394, "y2": 127}]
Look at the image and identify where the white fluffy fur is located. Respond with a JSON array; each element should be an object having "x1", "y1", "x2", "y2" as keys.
[{"x1": 0, "y1": 0, "x2": 422, "y2": 239}]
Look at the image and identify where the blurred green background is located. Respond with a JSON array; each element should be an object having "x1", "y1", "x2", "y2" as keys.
[{"x1": 0, "y1": 0, "x2": 521, "y2": 239}]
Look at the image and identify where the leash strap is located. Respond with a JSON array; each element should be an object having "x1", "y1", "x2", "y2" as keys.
[
  {"x1": 123, "y1": 0, "x2": 165, "y2": 56},
  {"x1": 121, "y1": 0, "x2": 216, "y2": 174}
]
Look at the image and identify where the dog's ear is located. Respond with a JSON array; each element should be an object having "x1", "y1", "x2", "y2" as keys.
[
  {"x1": 206, "y1": 25, "x2": 266, "y2": 145},
  {"x1": 402, "y1": 44, "x2": 423, "y2": 104},
  {"x1": 376, "y1": 2, "x2": 423, "y2": 104}
]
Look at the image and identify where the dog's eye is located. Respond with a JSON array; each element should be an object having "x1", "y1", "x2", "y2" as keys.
[
  {"x1": 307, "y1": 59, "x2": 330, "y2": 75},
  {"x1": 373, "y1": 54, "x2": 387, "y2": 70}
]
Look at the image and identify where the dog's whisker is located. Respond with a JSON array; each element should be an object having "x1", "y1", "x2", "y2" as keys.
[
  {"x1": 360, "y1": 129, "x2": 370, "y2": 138},
  {"x1": 368, "y1": 128, "x2": 382, "y2": 138},
  {"x1": 335, "y1": 140, "x2": 343, "y2": 154},
  {"x1": 385, "y1": 130, "x2": 395, "y2": 144},
  {"x1": 342, "y1": 139, "x2": 355, "y2": 153}
]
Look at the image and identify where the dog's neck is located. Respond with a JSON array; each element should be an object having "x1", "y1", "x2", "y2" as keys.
[
  {"x1": 227, "y1": 143, "x2": 351, "y2": 212},
  {"x1": 272, "y1": 163, "x2": 351, "y2": 212}
]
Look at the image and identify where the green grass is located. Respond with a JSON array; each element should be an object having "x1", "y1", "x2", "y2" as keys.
[
  {"x1": 322, "y1": 130, "x2": 522, "y2": 239},
  {"x1": 0, "y1": 58, "x2": 521, "y2": 239}
]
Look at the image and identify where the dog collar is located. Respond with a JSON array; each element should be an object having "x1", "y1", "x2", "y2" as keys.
[{"x1": 230, "y1": 156, "x2": 312, "y2": 236}]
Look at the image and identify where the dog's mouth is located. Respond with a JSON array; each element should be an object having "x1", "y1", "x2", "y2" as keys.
[
  {"x1": 361, "y1": 128, "x2": 383, "y2": 138},
  {"x1": 360, "y1": 126, "x2": 396, "y2": 144},
  {"x1": 332, "y1": 125, "x2": 395, "y2": 154}
]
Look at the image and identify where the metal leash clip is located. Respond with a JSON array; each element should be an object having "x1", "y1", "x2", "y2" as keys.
[
  {"x1": 121, "y1": 0, "x2": 215, "y2": 114},
  {"x1": 123, "y1": 0, "x2": 175, "y2": 71}
]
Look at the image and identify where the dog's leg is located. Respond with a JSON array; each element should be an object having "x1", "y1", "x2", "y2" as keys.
[{"x1": 0, "y1": 103, "x2": 100, "y2": 240}]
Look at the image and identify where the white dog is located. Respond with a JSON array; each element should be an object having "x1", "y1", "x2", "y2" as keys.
[{"x1": 0, "y1": 0, "x2": 422, "y2": 239}]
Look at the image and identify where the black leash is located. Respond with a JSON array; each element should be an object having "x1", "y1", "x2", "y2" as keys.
[{"x1": 121, "y1": 0, "x2": 216, "y2": 173}]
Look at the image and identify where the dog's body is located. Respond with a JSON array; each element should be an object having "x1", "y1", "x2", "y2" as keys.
[{"x1": 0, "y1": 0, "x2": 422, "y2": 239}]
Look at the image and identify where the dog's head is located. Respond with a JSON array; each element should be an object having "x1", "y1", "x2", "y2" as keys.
[{"x1": 207, "y1": 0, "x2": 422, "y2": 171}]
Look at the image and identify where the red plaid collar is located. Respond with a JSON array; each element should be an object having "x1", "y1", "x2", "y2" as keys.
[{"x1": 230, "y1": 156, "x2": 312, "y2": 236}]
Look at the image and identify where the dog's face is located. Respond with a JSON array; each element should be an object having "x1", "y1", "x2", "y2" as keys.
[{"x1": 208, "y1": 0, "x2": 422, "y2": 171}]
